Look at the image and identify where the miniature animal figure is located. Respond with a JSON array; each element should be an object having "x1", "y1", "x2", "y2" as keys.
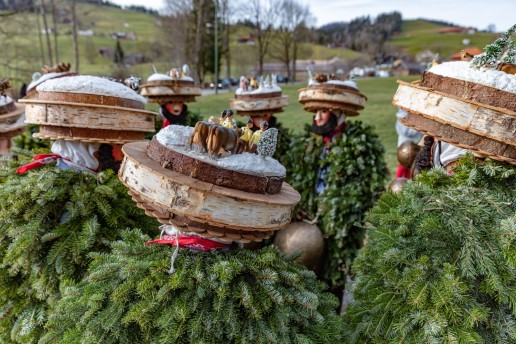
[
  {"x1": 313, "y1": 73, "x2": 328, "y2": 83},
  {"x1": 207, "y1": 126, "x2": 243, "y2": 158},
  {"x1": 190, "y1": 121, "x2": 217, "y2": 152},
  {"x1": 460, "y1": 50, "x2": 474, "y2": 61},
  {"x1": 169, "y1": 68, "x2": 180, "y2": 79},
  {"x1": 0, "y1": 79, "x2": 11, "y2": 97},
  {"x1": 496, "y1": 62, "x2": 516, "y2": 75},
  {"x1": 42, "y1": 62, "x2": 71, "y2": 73},
  {"x1": 124, "y1": 76, "x2": 141, "y2": 91}
]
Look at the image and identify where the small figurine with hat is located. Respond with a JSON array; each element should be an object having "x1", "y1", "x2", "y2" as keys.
[
  {"x1": 249, "y1": 120, "x2": 268, "y2": 154},
  {"x1": 237, "y1": 117, "x2": 254, "y2": 154}
]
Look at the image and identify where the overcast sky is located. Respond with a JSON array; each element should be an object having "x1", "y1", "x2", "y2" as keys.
[{"x1": 112, "y1": 0, "x2": 515, "y2": 32}]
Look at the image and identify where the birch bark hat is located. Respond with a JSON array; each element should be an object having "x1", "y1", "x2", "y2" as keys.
[
  {"x1": 0, "y1": 94, "x2": 26, "y2": 139},
  {"x1": 229, "y1": 74, "x2": 289, "y2": 117},
  {"x1": 392, "y1": 26, "x2": 516, "y2": 165},
  {"x1": 298, "y1": 72, "x2": 367, "y2": 116},
  {"x1": 119, "y1": 125, "x2": 300, "y2": 244},
  {"x1": 139, "y1": 65, "x2": 202, "y2": 104},
  {"x1": 19, "y1": 75, "x2": 156, "y2": 144}
]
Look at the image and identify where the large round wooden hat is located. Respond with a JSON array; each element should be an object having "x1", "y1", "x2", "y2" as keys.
[
  {"x1": 298, "y1": 77, "x2": 367, "y2": 116},
  {"x1": 19, "y1": 75, "x2": 157, "y2": 144},
  {"x1": 119, "y1": 125, "x2": 300, "y2": 244},
  {"x1": 392, "y1": 61, "x2": 516, "y2": 165},
  {"x1": 139, "y1": 66, "x2": 202, "y2": 104},
  {"x1": 0, "y1": 95, "x2": 26, "y2": 139},
  {"x1": 229, "y1": 75, "x2": 289, "y2": 117}
]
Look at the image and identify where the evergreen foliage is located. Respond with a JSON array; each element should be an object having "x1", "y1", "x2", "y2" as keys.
[
  {"x1": 12, "y1": 125, "x2": 51, "y2": 152},
  {"x1": 42, "y1": 230, "x2": 343, "y2": 343},
  {"x1": 471, "y1": 23, "x2": 516, "y2": 67},
  {"x1": 0, "y1": 154, "x2": 158, "y2": 343},
  {"x1": 343, "y1": 155, "x2": 516, "y2": 343},
  {"x1": 283, "y1": 121, "x2": 388, "y2": 288}
]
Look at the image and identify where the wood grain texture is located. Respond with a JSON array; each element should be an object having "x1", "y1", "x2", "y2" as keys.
[
  {"x1": 119, "y1": 141, "x2": 300, "y2": 232},
  {"x1": 36, "y1": 125, "x2": 145, "y2": 144},
  {"x1": 400, "y1": 111, "x2": 516, "y2": 164},
  {"x1": 21, "y1": 100, "x2": 156, "y2": 132},
  {"x1": 229, "y1": 95, "x2": 289, "y2": 113},
  {"x1": 147, "y1": 138, "x2": 284, "y2": 194},
  {"x1": 393, "y1": 81, "x2": 516, "y2": 145},
  {"x1": 298, "y1": 85, "x2": 366, "y2": 115},
  {"x1": 420, "y1": 72, "x2": 516, "y2": 112},
  {"x1": 38, "y1": 91, "x2": 145, "y2": 109}
]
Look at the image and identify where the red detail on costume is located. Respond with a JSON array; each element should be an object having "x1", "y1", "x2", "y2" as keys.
[
  {"x1": 112, "y1": 145, "x2": 123, "y2": 161},
  {"x1": 395, "y1": 164, "x2": 411, "y2": 179},
  {"x1": 324, "y1": 121, "x2": 347, "y2": 145},
  {"x1": 16, "y1": 154, "x2": 62, "y2": 174},
  {"x1": 146, "y1": 234, "x2": 230, "y2": 251},
  {"x1": 162, "y1": 119, "x2": 170, "y2": 128}
]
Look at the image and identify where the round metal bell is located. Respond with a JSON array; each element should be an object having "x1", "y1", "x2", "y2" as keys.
[
  {"x1": 397, "y1": 141, "x2": 421, "y2": 168},
  {"x1": 273, "y1": 222, "x2": 325, "y2": 273},
  {"x1": 388, "y1": 177, "x2": 409, "y2": 193}
]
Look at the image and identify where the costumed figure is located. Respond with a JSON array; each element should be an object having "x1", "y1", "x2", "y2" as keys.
[
  {"x1": 343, "y1": 25, "x2": 516, "y2": 343},
  {"x1": 0, "y1": 75, "x2": 158, "y2": 342},
  {"x1": 139, "y1": 64, "x2": 202, "y2": 128},
  {"x1": 280, "y1": 73, "x2": 388, "y2": 307},
  {"x1": 249, "y1": 120, "x2": 268, "y2": 153},
  {"x1": 237, "y1": 117, "x2": 254, "y2": 153},
  {"x1": 221, "y1": 109, "x2": 237, "y2": 129},
  {"x1": 41, "y1": 123, "x2": 344, "y2": 343},
  {"x1": 229, "y1": 74, "x2": 290, "y2": 156},
  {"x1": 0, "y1": 78, "x2": 26, "y2": 156}
]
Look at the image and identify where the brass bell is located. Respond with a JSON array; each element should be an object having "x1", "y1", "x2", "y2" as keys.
[
  {"x1": 397, "y1": 141, "x2": 421, "y2": 168},
  {"x1": 388, "y1": 178, "x2": 409, "y2": 193},
  {"x1": 273, "y1": 222, "x2": 325, "y2": 273}
]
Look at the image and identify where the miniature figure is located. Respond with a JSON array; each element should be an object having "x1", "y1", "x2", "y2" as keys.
[
  {"x1": 237, "y1": 118, "x2": 254, "y2": 154},
  {"x1": 249, "y1": 120, "x2": 268, "y2": 153},
  {"x1": 222, "y1": 109, "x2": 237, "y2": 129}
]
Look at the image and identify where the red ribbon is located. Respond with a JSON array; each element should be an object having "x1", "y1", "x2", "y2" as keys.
[
  {"x1": 16, "y1": 154, "x2": 62, "y2": 174},
  {"x1": 146, "y1": 234, "x2": 230, "y2": 251}
]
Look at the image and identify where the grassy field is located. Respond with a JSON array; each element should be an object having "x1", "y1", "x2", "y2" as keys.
[
  {"x1": 390, "y1": 20, "x2": 497, "y2": 56},
  {"x1": 186, "y1": 76, "x2": 418, "y2": 175}
]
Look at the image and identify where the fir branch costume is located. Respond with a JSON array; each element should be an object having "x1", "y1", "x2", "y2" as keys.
[
  {"x1": 284, "y1": 121, "x2": 388, "y2": 288},
  {"x1": 42, "y1": 230, "x2": 344, "y2": 344},
  {"x1": 0, "y1": 152, "x2": 157, "y2": 342},
  {"x1": 343, "y1": 156, "x2": 516, "y2": 343}
]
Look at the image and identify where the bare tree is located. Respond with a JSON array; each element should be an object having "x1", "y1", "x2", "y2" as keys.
[
  {"x1": 50, "y1": 0, "x2": 59, "y2": 63},
  {"x1": 269, "y1": 0, "x2": 313, "y2": 82},
  {"x1": 239, "y1": 0, "x2": 278, "y2": 76},
  {"x1": 220, "y1": 0, "x2": 232, "y2": 80},
  {"x1": 71, "y1": 0, "x2": 79, "y2": 72},
  {"x1": 40, "y1": 0, "x2": 53, "y2": 66}
]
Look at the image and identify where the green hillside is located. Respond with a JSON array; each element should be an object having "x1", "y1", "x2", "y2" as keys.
[{"x1": 390, "y1": 19, "x2": 497, "y2": 57}]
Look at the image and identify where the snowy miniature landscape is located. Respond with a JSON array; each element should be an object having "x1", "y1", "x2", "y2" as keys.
[
  {"x1": 429, "y1": 61, "x2": 516, "y2": 93},
  {"x1": 155, "y1": 125, "x2": 286, "y2": 177},
  {"x1": 147, "y1": 73, "x2": 194, "y2": 82},
  {"x1": 325, "y1": 79, "x2": 359, "y2": 89},
  {"x1": 36, "y1": 75, "x2": 147, "y2": 103}
]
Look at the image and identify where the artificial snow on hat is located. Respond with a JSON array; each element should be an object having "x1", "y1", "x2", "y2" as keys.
[
  {"x1": 392, "y1": 24, "x2": 516, "y2": 165},
  {"x1": 0, "y1": 79, "x2": 26, "y2": 139},
  {"x1": 26, "y1": 62, "x2": 77, "y2": 98},
  {"x1": 139, "y1": 64, "x2": 202, "y2": 104},
  {"x1": 229, "y1": 74, "x2": 289, "y2": 117},
  {"x1": 20, "y1": 75, "x2": 156, "y2": 144},
  {"x1": 298, "y1": 71, "x2": 367, "y2": 116}
]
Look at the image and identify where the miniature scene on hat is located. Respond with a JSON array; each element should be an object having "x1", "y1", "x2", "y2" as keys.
[{"x1": 0, "y1": 2, "x2": 514, "y2": 342}]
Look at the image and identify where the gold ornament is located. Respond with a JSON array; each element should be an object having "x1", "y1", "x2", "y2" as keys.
[
  {"x1": 388, "y1": 178, "x2": 409, "y2": 193},
  {"x1": 273, "y1": 222, "x2": 325, "y2": 273},
  {"x1": 397, "y1": 141, "x2": 421, "y2": 168}
]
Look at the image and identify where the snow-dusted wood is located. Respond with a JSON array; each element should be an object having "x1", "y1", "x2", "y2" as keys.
[
  {"x1": 21, "y1": 99, "x2": 156, "y2": 132},
  {"x1": 119, "y1": 142, "x2": 300, "y2": 233},
  {"x1": 229, "y1": 95, "x2": 289, "y2": 113},
  {"x1": 298, "y1": 84, "x2": 366, "y2": 116},
  {"x1": 393, "y1": 81, "x2": 516, "y2": 145},
  {"x1": 139, "y1": 80, "x2": 202, "y2": 104}
]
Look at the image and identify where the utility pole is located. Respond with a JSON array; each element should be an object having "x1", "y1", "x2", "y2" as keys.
[{"x1": 214, "y1": 0, "x2": 218, "y2": 95}]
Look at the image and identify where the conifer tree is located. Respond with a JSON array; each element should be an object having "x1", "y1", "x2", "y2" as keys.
[
  {"x1": 283, "y1": 121, "x2": 388, "y2": 289},
  {"x1": 343, "y1": 156, "x2": 516, "y2": 343},
  {"x1": 0, "y1": 150, "x2": 158, "y2": 342},
  {"x1": 42, "y1": 230, "x2": 344, "y2": 343}
]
